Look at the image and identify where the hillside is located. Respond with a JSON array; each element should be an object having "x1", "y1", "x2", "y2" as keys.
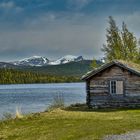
[
  {"x1": 18, "y1": 60, "x2": 94, "y2": 77},
  {"x1": 0, "y1": 60, "x2": 102, "y2": 84}
]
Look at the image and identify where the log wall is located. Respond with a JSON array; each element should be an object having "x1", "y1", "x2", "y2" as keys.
[{"x1": 86, "y1": 65, "x2": 140, "y2": 108}]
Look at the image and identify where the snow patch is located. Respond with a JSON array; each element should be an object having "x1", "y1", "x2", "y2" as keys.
[
  {"x1": 49, "y1": 55, "x2": 83, "y2": 65},
  {"x1": 10, "y1": 55, "x2": 84, "y2": 66}
]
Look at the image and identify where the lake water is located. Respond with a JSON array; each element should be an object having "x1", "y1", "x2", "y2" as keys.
[{"x1": 0, "y1": 83, "x2": 86, "y2": 119}]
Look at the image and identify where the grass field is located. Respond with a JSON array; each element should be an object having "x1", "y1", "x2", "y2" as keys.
[{"x1": 0, "y1": 105, "x2": 140, "y2": 140}]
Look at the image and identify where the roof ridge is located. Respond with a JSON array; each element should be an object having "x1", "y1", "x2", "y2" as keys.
[{"x1": 82, "y1": 60, "x2": 140, "y2": 80}]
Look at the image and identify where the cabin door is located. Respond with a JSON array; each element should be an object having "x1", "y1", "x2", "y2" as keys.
[{"x1": 110, "y1": 80, "x2": 124, "y2": 95}]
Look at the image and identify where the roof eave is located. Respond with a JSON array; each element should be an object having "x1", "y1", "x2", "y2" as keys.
[
  {"x1": 81, "y1": 61, "x2": 115, "y2": 80},
  {"x1": 81, "y1": 61, "x2": 140, "y2": 80}
]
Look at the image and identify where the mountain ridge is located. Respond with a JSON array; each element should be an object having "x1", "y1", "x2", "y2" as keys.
[
  {"x1": 0, "y1": 56, "x2": 103, "y2": 77},
  {"x1": 10, "y1": 55, "x2": 85, "y2": 67}
]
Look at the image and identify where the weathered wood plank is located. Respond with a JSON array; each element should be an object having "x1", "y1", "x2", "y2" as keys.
[{"x1": 86, "y1": 64, "x2": 140, "y2": 108}]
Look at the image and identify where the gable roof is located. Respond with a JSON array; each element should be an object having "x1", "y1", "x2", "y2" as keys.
[{"x1": 82, "y1": 60, "x2": 140, "y2": 80}]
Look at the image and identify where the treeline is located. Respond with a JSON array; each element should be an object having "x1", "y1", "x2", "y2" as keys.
[{"x1": 0, "y1": 69, "x2": 80, "y2": 84}]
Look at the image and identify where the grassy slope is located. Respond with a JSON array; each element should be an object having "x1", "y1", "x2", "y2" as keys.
[{"x1": 0, "y1": 106, "x2": 140, "y2": 140}]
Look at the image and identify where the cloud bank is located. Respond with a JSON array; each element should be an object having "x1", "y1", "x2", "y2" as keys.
[{"x1": 0, "y1": 0, "x2": 139, "y2": 61}]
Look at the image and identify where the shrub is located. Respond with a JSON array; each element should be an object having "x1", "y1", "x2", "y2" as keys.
[
  {"x1": 15, "y1": 107, "x2": 23, "y2": 119},
  {"x1": 2, "y1": 112, "x2": 13, "y2": 120},
  {"x1": 48, "y1": 93, "x2": 65, "y2": 111}
]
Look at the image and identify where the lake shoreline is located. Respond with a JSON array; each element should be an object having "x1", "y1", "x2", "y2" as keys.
[
  {"x1": 0, "y1": 81, "x2": 84, "y2": 86},
  {"x1": 0, "y1": 83, "x2": 86, "y2": 119}
]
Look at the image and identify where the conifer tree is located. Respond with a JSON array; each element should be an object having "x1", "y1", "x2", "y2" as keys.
[
  {"x1": 102, "y1": 16, "x2": 139, "y2": 63},
  {"x1": 102, "y1": 16, "x2": 122, "y2": 61},
  {"x1": 121, "y1": 22, "x2": 138, "y2": 62}
]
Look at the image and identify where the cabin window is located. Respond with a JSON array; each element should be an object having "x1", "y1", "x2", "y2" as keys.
[
  {"x1": 110, "y1": 80, "x2": 124, "y2": 94},
  {"x1": 110, "y1": 81, "x2": 116, "y2": 94}
]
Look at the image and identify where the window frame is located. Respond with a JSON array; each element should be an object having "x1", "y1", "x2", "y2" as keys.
[
  {"x1": 110, "y1": 80, "x2": 117, "y2": 94},
  {"x1": 109, "y1": 80, "x2": 124, "y2": 95}
]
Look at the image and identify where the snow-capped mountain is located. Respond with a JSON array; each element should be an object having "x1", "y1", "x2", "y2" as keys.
[
  {"x1": 0, "y1": 62, "x2": 17, "y2": 68},
  {"x1": 49, "y1": 55, "x2": 84, "y2": 65},
  {"x1": 10, "y1": 55, "x2": 84, "y2": 67},
  {"x1": 11, "y1": 56, "x2": 49, "y2": 66}
]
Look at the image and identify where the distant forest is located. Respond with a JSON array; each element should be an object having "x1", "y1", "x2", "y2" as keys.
[
  {"x1": 0, "y1": 69, "x2": 80, "y2": 84},
  {"x1": 0, "y1": 60, "x2": 93, "y2": 84}
]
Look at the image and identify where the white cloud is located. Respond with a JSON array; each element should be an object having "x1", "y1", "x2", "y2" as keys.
[
  {"x1": 67, "y1": 0, "x2": 92, "y2": 10},
  {"x1": 0, "y1": 1, "x2": 14, "y2": 9},
  {"x1": 0, "y1": 13, "x2": 105, "y2": 60},
  {"x1": 112, "y1": 12, "x2": 140, "y2": 38},
  {"x1": 0, "y1": 1, "x2": 23, "y2": 12},
  {"x1": 124, "y1": 12, "x2": 140, "y2": 36},
  {"x1": 1, "y1": 4, "x2": 140, "y2": 61}
]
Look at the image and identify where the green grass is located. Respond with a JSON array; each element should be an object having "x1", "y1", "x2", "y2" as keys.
[{"x1": 0, "y1": 105, "x2": 140, "y2": 140}]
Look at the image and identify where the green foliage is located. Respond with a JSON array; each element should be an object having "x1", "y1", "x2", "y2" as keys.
[
  {"x1": 102, "y1": 16, "x2": 139, "y2": 63},
  {"x1": 0, "y1": 68, "x2": 80, "y2": 84},
  {"x1": 102, "y1": 16, "x2": 122, "y2": 61},
  {"x1": 90, "y1": 59, "x2": 103, "y2": 69},
  {"x1": 0, "y1": 60, "x2": 102, "y2": 84},
  {"x1": 135, "y1": 47, "x2": 140, "y2": 63},
  {"x1": 21, "y1": 60, "x2": 93, "y2": 77},
  {"x1": 121, "y1": 22, "x2": 138, "y2": 62},
  {"x1": 90, "y1": 59, "x2": 97, "y2": 69}
]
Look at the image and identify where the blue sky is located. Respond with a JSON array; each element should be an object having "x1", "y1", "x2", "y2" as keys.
[{"x1": 0, "y1": 0, "x2": 140, "y2": 61}]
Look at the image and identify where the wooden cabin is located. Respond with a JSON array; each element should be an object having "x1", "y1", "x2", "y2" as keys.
[{"x1": 82, "y1": 60, "x2": 140, "y2": 108}]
